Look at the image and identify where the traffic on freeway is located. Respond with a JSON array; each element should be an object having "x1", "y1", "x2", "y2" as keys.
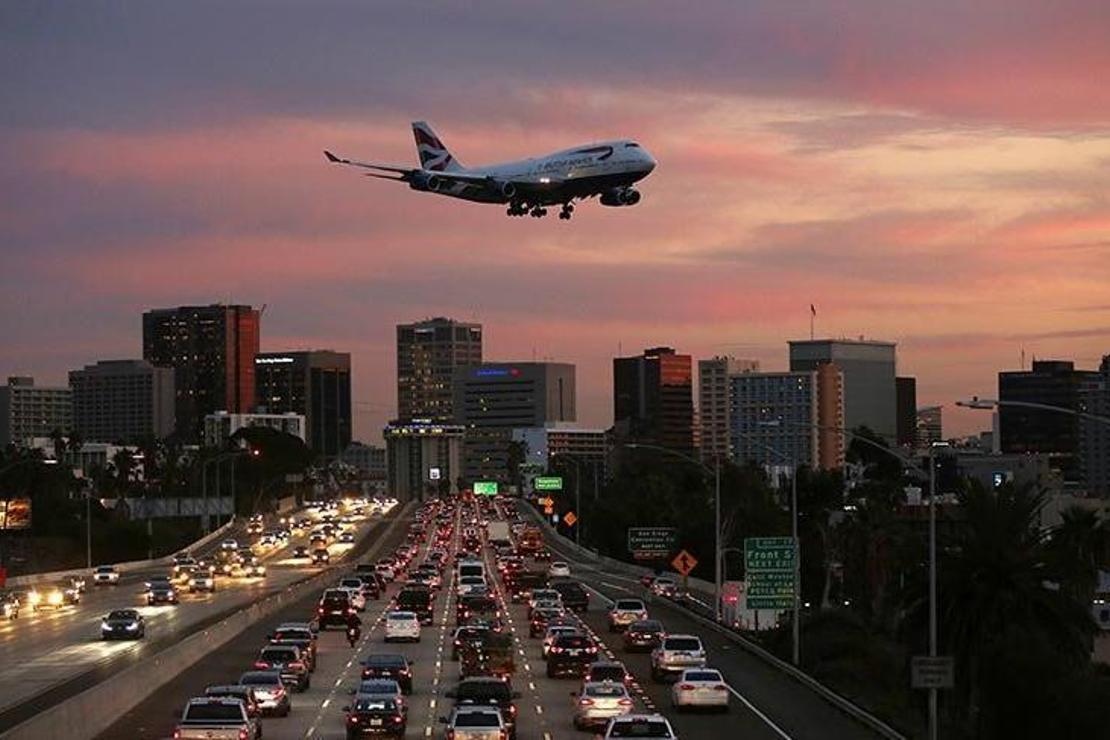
[
  {"x1": 93, "y1": 493, "x2": 878, "y2": 739},
  {"x1": 0, "y1": 498, "x2": 396, "y2": 733}
]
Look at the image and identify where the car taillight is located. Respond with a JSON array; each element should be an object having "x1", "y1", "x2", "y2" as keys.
[
  {"x1": 254, "y1": 661, "x2": 269, "y2": 669},
  {"x1": 173, "y1": 731, "x2": 181, "y2": 740},
  {"x1": 618, "y1": 698, "x2": 635, "y2": 706},
  {"x1": 550, "y1": 647, "x2": 562, "y2": 653},
  {"x1": 290, "y1": 662, "x2": 305, "y2": 670},
  {"x1": 715, "y1": 684, "x2": 729, "y2": 691},
  {"x1": 239, "y1": 729, "x2": 249, "y2": 740},
  {"x1": 317, "y1": 607, "x2": 324, "y2": 614},
  {"x1": 586, "y1": 647, "x2": 598, "y2": 654},
  {"x1": 678, "y1": 683, "x2": 695, "y2": 690},
  {"x1": 579, "y1": 698, "x2": 594, "y2": 706},
  {"x1": 393, "y1": 715, "x2": 404, "y2": 723}
]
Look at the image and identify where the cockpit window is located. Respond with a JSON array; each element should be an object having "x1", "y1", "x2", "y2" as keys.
[{"x1": 625, "y1": 142, "x2": 640, "y2": 148}]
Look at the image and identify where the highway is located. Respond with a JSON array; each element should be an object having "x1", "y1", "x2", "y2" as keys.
[
  {"x1": 93, "y1": 497, "x2": 798, "y2": 740},
  {"x1": 0, "y1": 503, "x2": 392, "y2": 733}
]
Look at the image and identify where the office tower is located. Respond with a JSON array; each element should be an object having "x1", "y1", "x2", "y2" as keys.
[
  {"x1": 896, "y1": 376, "x2": 917, "y2": 446},
  {"x1": 613, "y1": 347, "x2": 694, "y2": 455},
  {"x1": 203, "y1": 411, "x2": 306, "y2": 447},
  {"x1": 1079, "y1": 356, "x2": 1110, "y2": 497},
  {"x1": 512, "y1": 424, "x2": 611, "y2": 483},
  {"x1": 790, "y1": 339, "x2": 897, "y2": 442},
  {"x1": 0, "y1": 376, "x2": 72, "y2": 447},
  {"x1": 698, "y1": 357, "x2": 759, "y2": 463},
  {"x1": 396, "y1": 317, "x2": 482, "y2": 423},
  {"x1": 255, "y1": 350, "x2": 351, "y2": 459},
  {"x1": 69, "y1": 360, "x2": 175, "y2": 443},
  {"x1": 999, "y1": 359, "x2": 1099, "y2": 485},
  {"x1": 729, "y1": 366, "x2": 844, "y2": 471},
  {"x1": 142, "y1": 304, "x2": 260, "y2": 443},
  {"x1": 916, "y1": 406, "x2": 943, "y2": 446},
  {"x1": 454, "y1": 362, "x2": 576, "y2": 483}
]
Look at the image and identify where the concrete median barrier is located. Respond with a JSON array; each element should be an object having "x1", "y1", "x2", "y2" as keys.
[{"x1": 0, "y1": 503, "x2": 413, "y2": 740}]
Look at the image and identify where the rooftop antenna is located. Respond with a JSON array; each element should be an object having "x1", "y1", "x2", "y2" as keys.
[{"x1": 1021, "y1": 346, "x2": 1025, "y2": 370}]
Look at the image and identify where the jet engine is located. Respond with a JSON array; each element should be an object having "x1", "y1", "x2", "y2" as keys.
[
  {"x1": 600, "y1": 187, "x2": 641, "y2": 206},
  {"x1": 494, "y1": 180, "x2": 517, "y2": 199},
  {"x1": 410, "y1": 172, "x2": 443, "y2": 192}
]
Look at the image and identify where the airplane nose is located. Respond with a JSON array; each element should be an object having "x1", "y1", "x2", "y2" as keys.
[{"x1": 643, "y1": 151, "x2": 657, "y2": 173}]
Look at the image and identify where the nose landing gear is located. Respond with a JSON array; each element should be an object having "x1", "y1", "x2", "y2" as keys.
[{"x1": 558, "y1": 203, "x2": 574, "y2": 220}]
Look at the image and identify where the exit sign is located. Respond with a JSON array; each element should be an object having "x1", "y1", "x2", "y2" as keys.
[{"x1": 474, "y1": 481, "x2": 498, "y2": 496}]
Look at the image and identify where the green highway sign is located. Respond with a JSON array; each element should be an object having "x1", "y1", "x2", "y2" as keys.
[
  {"x1": 627, "y1": 527, "x2": 677, "y2": 560},
  {"x1": 744, "y1": 537, "x2": 797, "y2": 610},
  {"x1": 534, "y1": 476, "x2": 563, "y2": 491},
  {"x1": 473, "y1": 481, "x2": 499, "y2": 496}
]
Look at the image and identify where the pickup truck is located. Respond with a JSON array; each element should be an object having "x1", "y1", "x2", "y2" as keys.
[{"x1": 174, "y1": 697, "x2": 261, "y2": 740}]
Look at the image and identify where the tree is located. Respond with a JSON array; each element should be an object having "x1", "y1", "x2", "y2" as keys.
[{"x1": 505, "y1": 439, "x2": 528, "y2": 493}]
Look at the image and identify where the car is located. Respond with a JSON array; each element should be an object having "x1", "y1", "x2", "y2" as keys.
[
  {"x1": 445, "y1": 677, "x2": 520, "y2": 740},
  {"x1": 188, "y1": 569, "x2": 216, "y2": 593},
  {"x1": 528, "y1": 589, "x2": 562, "y2": 616},
  {"x1": 671, "y1": 668, "x2": 730, "y2": 711},
  {"x1": 546, "y1": 634, "x2": 599, "y2": 678},
  {"x1": 312, "y1": 547, "x2": 332, "y2": 565},
  {"x1": 93, "y1": 565, "x2": 120, "y2": 585},
  {"x1": 349, "y1": 678, "x2": 405, "y2": 712},
  {"x1": 451, "y1": 625, "x2": 490, "y2": 661},
  {"x1": 269, "y1": 627, "x2": 318, "y2": 672},
  {"x1": 339, "y1": 532, "x2": 356, "y2": 545},
  {"x1": 360, "y1": 654, "x2": 414, "y2": 694},
  {"x1": 651, "y1": 634, "x2": 707, "y2": 682},
  {"x1": 204, "y1": 685, "x2": 263, "y2": 728},
  {"x1": 337, "y1": 584, "x2": 368, "y2": 612},
  {"x1": 528, "y1": 606, "x2": 564, "y2": 638},
  {"x1": 254, "y1": 644, "x2": 310, "y2": 691},
  {"x1": 101, "y1": 609, "x2": 145, "y2": 639},
  {"x1": 240, "y1": 556, "x2": 267, "y2": 578},
  {"x1": 651, "y1": 577, "x2": 677, "y2": 598},
  {"x1": 239, "y1": 670, "x2": 291, "y2": 717},
  {"x1": 171, "y1": 556, "x2": 197, "y2": 577},
  {"x1": 28, "y1": 584, "x2": 80, "y2": 611},
  {"x1": 602, "y1": 714, "x2": 678, "y2": 739},
  {"x1": 343, "y1": 696, "x2": 406, "y2": 738},
  {"x1": 340, "y1": 576, "x2": 376, "y2": 604},
  {"x1": 608, "y1": 599, "x2": 649, "y2": 632},
  {"x1": 548, "y1": 561, "x2": 571, "y2": 578},
  {"x1": 384, "y1": 611, "x2": 421, "y2": 642},
  {"x1": 375, "y1": 562, "x2": 396, "y2": 582},
  {"x1": 145, "y1": 575, "x2": 173, "y2": 592},
  {"x1": 174, "y1": 696, "x2": 261, "y2": 740},
  {"x1": 438, "y1": 706, "x2": 505, "y2": 740},
  {"x1": 292, "y1": 545, "x2": 311, "y2": 559},
  {"x1": 533, "y1": 549, "x2": 552, "y2": 562},
  {"x1": 623, "y1": 619, "x2": 666, "y2": 652},
  {"x1": 572, "y1": 681, "x2": 635, "y2": 730},
  {"x1": 549, "y1": 581, "x2": 589, "y2": 613},
  {"x1": 318, "y1": 589, "x2": 356, "y2": 628},
  {"x1": 220, "y1": 539, "x2": 240, "y2": 551},
  {"x1": 584, "y1": 660, "x2": 631, "y2": 686},
  {"x1": 148, "y1": 583, "x2": 178, "y2": 605},
  {"x1": 0, "y1": 593, "x2": 19, "y2": 620}
]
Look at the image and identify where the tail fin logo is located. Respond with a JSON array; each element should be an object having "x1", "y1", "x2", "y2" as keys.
[{"x1": 412, "y1": 122, "x2": 460, "y2": 172}]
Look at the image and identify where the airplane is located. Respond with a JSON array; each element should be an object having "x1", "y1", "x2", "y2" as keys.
[{"x1": 324, "y1": 121, "x2": 655, "y2": 220}]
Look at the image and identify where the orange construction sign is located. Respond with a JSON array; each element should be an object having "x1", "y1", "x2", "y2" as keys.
[
  {"x1": 671, "y1": 549, "x2": 698, "y2": 577},
  {"x1": 563, "y1": 511, "x2": 578, "y2": 527}
]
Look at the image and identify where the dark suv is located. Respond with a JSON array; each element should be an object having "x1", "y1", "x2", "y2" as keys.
[
  {"x1": 446, "y1": 677, "x2": 521, "y2": 740},
  {"x1": 360, "y1": 654, "x2": 414, "y2": 694},
  {"x1": 546, "y1": 634, "x2": 599, "y2": 678},
  {"x1": 318, "y1": 589, "x2": 355, "y2": 629},
  {"x1": 343, "y1": 696, "x2": 406, "y2": 739},
  {"x1": 550, "y1": 581, "x2": 589, "y2": 613}
]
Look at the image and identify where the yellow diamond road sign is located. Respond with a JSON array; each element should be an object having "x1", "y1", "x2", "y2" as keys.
[{"x1": 563, "y1": 511, "x2": 578, "y2": 527}]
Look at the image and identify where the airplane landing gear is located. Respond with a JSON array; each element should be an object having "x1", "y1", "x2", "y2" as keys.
[
  {"x1": 559, "y1": 203, "x2": 574, "y2": 220},
  {"x1": 530, "y1": 207, "x2": 548, "y2": 218},
  {"x1": 506, "y1": 202, "x2": 528, "y2": 217}
]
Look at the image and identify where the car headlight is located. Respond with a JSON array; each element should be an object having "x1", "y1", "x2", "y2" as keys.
[
  {"x1": 101, "y1": 621, "x2": 111, "y2": 631},
  {"x1": 28, "y1": 591, "x2": 42, "y2": 605},
  {"x1": 126, "y1": 622, "x2": 139, "y2": 630},
  {"x1": 166, "y1": 590, "x2": 175, "y2": 597},
  {"x1": 48, "y1": 591, "x2": 64, "y2": 605}
]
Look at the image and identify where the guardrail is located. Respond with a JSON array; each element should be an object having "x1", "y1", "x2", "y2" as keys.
[
  {"x1": 1, "y1": 502, "x2": 414, "y2": 740},
  {"x1": 520, "y1": 502, "x2": 907, "y2": 740},
  {"x1": 5, "y1": 518, "x2": 239, "y2": 589}
]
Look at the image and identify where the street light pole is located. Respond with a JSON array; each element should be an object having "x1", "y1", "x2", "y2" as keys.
[
  {"x1": 792, "y1": 465, "x2": 800, "y2": 666},
  {"x1": 714, "y1": 457, "x2": 721, "y2": 623},
  {"x1": 928, "y1": 441, "x2": 946, "y2": 740},
  {"x1": 85, "y1": 486, "x2": 92, "y2": 569}
]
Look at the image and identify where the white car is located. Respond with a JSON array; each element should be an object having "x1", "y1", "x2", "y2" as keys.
[
  {"x1": 375, "y1": 563, "x2": 396, "y2": 582},
  {"x1": 93, "y1": 565, "x2": 120, "y2": 585},
  {"x1": 608, "y1": 599, "x2": 648, "y2": 632},
  {"x1": 384, "y1": 611, "x2": 421, "y2": 643},
  {"x1": 220, "y1": 540, "x2": 239, "y2": 551},
  {"x1": 528, "y1": 589, "x2": 562, "y2": 615},
  {"x1": 651, "y1": 577, "x2": 678, "y2": 598},
  {"x1": 651, "y1": 635, "x2": 707, "y2": 682},
  {"x1": 337, "y1": 584, "x2": 367, "y2": 612},
  {"x1": 456, "y1": 575, "x2": 486, "y2": 596},
  {"x1": 602, "y1": 714, "x2": 678, "y2": 739},
  {"x1": 671, "y1": 668, "x2": 730, "y2": 711},
  {"x1": 573, "y1": 681, "x2": 635, "y2": 730},
  {"x1": 549, "y1": 561, "x2": 571, "y2": 578}
]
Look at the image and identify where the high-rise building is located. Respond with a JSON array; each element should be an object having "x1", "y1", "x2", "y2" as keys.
[
  {"x1": 698, "y1": 357, "x2": 759, "y2": 463},
  {"x1": 513, "y1": 424, "x2": 611, "y2": 483},
  {"x1": 384, "y1": 420, "x2": 464, "y2": 502},
  {"x1": 916, "y1": 406, "x2": 943, "y2": 446},
  {"x1": 1079, "y1": 356, "x2": 1110, "y2": 497},
  {"x1": 999, "y1": 360, "x2": 1099, "y2": 485},
  {"x1": 0, "y1": 376, "x2": 72, "y2": 447},
  {"x1": 255, "y1": 350, "x2": 351, "y2": 459},
  {"x1": 790, "y1": 339, "x2": 897, "y2": 442},
  {"x1": 454, "y1": 362, "x2": 576, "y2": 484},
  {"x1": 142, "y1": 304, "x2": 260, "y2": 443},
  {"x1": 729, "y1": 366, "x2": 844, "y2": 471},
  {"x1": 69, "y1": 360, "x2": 175, "y2": 443},
  {"x1": 340, "y1": 441, "x2": 387, "y2": 479},
  {"x1": 896, "y1": 376, "x2": 917, "y2": 447},
  {"x1": 396, "y1": 317, "x2": 482, "y2": 423},
  {"x1": 613, "y1": 347, "x2": 694, "y2": 455}
]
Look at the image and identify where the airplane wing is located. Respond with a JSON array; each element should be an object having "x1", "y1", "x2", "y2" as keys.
[{"x1": 323, "y1": 150, "x2": 413, "y2": 175}]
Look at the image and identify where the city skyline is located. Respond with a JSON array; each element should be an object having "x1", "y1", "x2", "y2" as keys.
[{"x1": 4, "y1": 2, "x2": 1110, "y2": 442}]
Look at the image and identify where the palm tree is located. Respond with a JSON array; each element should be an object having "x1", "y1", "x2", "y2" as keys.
[{"x1": 1047, "y1": 506, "x2": 1110, "y2": 607}]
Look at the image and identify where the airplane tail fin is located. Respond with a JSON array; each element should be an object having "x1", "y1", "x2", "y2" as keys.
[{"x1": 412, "y1": 121, "x2": 463, "y2": 172}]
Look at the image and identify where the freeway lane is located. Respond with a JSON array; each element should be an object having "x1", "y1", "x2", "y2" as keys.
[
  {"x1": 103, "y1": 499, "x2": 670, "y2": 740},
  {"x1": 0, "y1": 505, "x2": 389, "y2": 732},
  {"x1": 529, "y1": 505, "x2": 883, "y2": 740}
]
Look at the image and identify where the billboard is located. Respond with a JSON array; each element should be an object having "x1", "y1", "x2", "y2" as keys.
[{"x1": 0, "y1": 498, "x2": 32, "y2": 529}]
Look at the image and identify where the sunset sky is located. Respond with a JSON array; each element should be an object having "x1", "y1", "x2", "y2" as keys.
[{"x1": 3, "y1": 1, "x2": 1109, "y2": 442}]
